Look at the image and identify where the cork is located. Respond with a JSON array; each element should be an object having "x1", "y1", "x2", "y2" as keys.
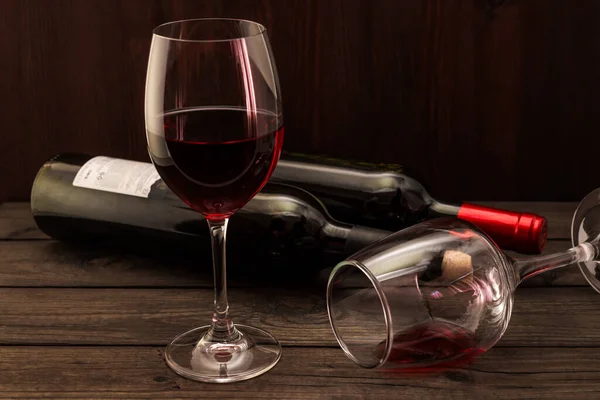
[{"x1": 441, "y1": 250, "x2": 473, "y2": 282}]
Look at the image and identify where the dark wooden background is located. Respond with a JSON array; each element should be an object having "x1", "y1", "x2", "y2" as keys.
[{"x1": 1, "y1": 0, "x2": 598, "y2": 202}]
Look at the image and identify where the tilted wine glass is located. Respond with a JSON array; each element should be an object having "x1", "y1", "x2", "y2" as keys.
[
  {"x1": 327, "y1": 188, "x2": 600, "y2": 371},
  {"x1": 145, "y1": 18, "x2": 284, "y2": 383}
]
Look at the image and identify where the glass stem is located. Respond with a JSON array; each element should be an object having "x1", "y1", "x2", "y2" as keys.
[
  {"x1": 207, "y1": 218, "x2": 238, "y2": 342},
  {"x1": 512, "y1": 238, "x2": 600, "y2": 285}
]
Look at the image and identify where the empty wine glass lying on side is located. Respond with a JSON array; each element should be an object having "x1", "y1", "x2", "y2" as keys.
[{"x1": 327, "y1": 188, "x2": 600, "y2": 372}]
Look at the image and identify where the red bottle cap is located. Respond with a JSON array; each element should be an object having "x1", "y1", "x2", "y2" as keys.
[{"x1": 458, "y1": 203, "x2": 548, "y2": 254}]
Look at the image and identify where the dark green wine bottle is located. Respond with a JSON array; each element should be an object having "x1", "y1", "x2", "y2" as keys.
[
  {"x1": 271, "y1": 152, "x2": 547, "y2": 254},
  {"x1": 31, "y1": 154, "x2": 390, "y2": 270}
]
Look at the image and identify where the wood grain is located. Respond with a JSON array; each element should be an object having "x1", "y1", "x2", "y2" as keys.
[
  {"x1": 0, "y1": 202, "x2": 599, "y2": 396},
  {"x1": 0, "y1": 238, "x2": 585, "y2": 288},
  {"x1": 0, "y1": 202, "x2": 588, "y2": 287},
  {"x1": 0, "y1": 287, "x2": 597, "y2": 347},
  {"x1": 0, "y1": 201, "x2": 578, "y2": 240},
  {"x1": 0, "y1": 203, "x2": 48, "y2": 240},
  {"x1": 0, "y1": 240, "x2": 212, "y2": 288},
  {"x1": 0, "y1": 346, "x2": 597, "y2": 399},
  {"x1": 1, "y1": 1, "x2": 599, "y2": 202}
]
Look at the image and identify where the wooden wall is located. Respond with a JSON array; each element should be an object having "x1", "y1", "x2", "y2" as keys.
[{"x1": 1, "y1": 0, "x2": 599, "y2": 202}]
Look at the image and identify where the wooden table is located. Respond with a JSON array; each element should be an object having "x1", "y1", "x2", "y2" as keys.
[{"x1": 1, "y1": 201, "x2": 599, "y2": 399}]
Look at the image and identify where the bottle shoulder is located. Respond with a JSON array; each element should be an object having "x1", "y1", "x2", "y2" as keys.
[
  {"x1": 274, "y1": 159, "x2": 407, "y2": 193},
  {"x1": 242, "y1": 183, "x2": 333, "y2": 224}
]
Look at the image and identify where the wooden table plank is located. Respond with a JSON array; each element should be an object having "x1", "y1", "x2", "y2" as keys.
[
  {"x1": 0, "y1": 346, "x2": 598, "y2": 399},
  {"x1": 1, "y1": 201, "x2": 577, "y2": 241},
  {"x1": 0, "y1": 240, "x2": 214, "y2": 288},
  {"x1": 0, "y1": 203, "x2": 48, "y2": 240},
  {"x1": 1, "y1": 202, "x2": 585, "y2": 287},
  {"x1": 1, "y1": 201, "x2": 597, "y2": 398},
  {"x1": 0, "y1": 238, "x2": 586, "y2": 288},
  {"x1": 0, "y1": 287, "x2": 597, "y2": 347},
  {"x1": 0, "y1": 199, "x2": 588, "y2": 288}
]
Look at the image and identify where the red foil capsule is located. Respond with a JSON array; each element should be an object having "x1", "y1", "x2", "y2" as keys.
[{"x1": 458, "y1": 203, "x2": 548, "y2": 254}]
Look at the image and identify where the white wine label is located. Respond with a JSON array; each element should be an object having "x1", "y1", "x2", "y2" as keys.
[{"x1": 73, "y1": 156, "x2": 161, "y2": 198}]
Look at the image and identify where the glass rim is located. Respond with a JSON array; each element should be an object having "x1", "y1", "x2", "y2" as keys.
[
  {"x1": 152, "y1": 17, "x2": 267, "y2": 43},
  {"x1": 326, "y1": 260, "x2": 393, "y2": 369}
]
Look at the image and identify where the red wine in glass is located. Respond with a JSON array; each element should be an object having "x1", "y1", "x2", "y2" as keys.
[
  {"x1": 145, "y1": 18, "x2": 285, "y2": 383},
  {"x1": 378, "y1": 320, "x2": 482, "y2": 373},
  {"x1": 370, "y1": 320, "x2": 481, "y2": 374},
  {"x1": 149, "y1": 106, "x2": 284, "y2": 220}
]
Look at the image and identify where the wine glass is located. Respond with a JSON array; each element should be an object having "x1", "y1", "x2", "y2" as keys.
[
  {"x1": 145, "y1": 18, "x2": 284, "y2": 383},
  {"x1": 326, "y1": 188, "x2": 600, "y2": 372}
]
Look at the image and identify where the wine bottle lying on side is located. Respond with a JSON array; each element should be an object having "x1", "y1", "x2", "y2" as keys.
[
  {"x1": 272, "y1": 152, "x2": 548, "y2": 254},
  {"x1": 30, "y1": 154, "x2": 390, "y2": 270},
  {"x1": 31, "y1": 153, "x2": 547, "y2": 263}
]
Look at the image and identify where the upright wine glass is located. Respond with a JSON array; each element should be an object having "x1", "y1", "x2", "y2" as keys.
[
  {"x1": 327, "y1": 188, "x2": 600, "y2": 372},
  {"x1": 145, "y1": 18, "x2": 284, "y2": 383}
]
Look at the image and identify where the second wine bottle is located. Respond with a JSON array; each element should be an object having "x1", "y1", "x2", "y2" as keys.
[{"x1": 272, "y1": 152, "x2": 548, "y2": 254}]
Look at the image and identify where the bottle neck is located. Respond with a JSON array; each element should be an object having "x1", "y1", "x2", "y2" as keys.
[
  {"x1": 322, "y1": 222, "x2": 390, "y2": 256},
  {"x1": 320, "y1": 223, "x2": 353, "y2": 254},
  {"x1": 428, "y1": 201, "x2": 462, "y2": 217}
]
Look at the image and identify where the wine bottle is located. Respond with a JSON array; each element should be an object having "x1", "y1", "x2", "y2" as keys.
[
  {"x1": 271, "y1": 152, "x2": 548, "y2": 254},
  {"x1": 30, "y1": 154, "x2": 390, "y2": 270}
]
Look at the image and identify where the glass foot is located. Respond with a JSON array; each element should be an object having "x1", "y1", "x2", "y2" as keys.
[{"x1": 165, "y1": 324, "x2": 282, "y2": 383}]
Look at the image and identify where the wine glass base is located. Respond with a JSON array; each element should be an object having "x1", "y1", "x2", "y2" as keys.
[
  {"x1": 572, "y1": 188, "x2": 600, "y2": 294},
  {"x1": 165, "y1": 324, "x2": 282, "y2": 383}
]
